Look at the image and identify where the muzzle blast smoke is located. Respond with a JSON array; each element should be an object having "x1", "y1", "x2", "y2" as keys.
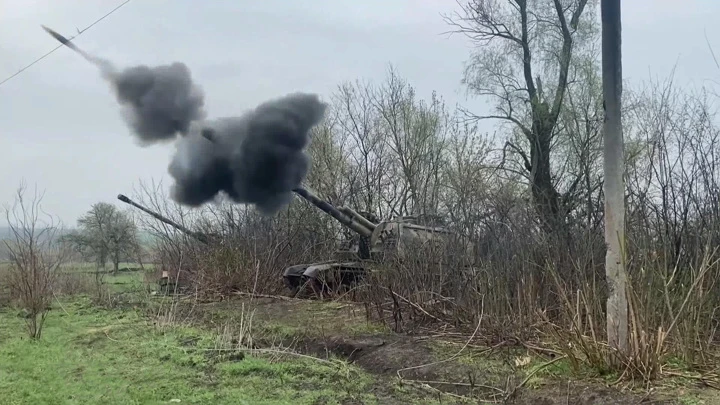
[{"x1": 42, "y1": 25, "x2": 326, "y2": 214}]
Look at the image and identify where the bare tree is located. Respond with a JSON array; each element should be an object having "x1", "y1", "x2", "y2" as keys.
[
  {"x1": 556, "y1": 56, "x2": 604, "y2": 229},
  {"x1": 64, "y1": 202, "x2": 140, "y2": 275},
  {"x1": 306, "y1": 113, "x2": 356, "y2": 205},
  {"x1": 333, "y1": 67, "x2": 451, "y2": 220},
  {"x1": 601, "y1": 0, "x2": 628, "y2": 357},
  {"x1": 373, "y1": 67, "x2": 449, "y2": 218},
  {"x1": 334, "y1": 80, "x2": 389, "y2": 216},
  {"x1": 3, "y1": 183, "x2": 67, "y2": 339},
  {"x1": 445, "y1": 0, "x2": 595, "y2": 232}
]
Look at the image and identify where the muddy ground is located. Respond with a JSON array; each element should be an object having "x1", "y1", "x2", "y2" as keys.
[{"x1": 158, "y1": 294, "x2": 715, "y2": 404}]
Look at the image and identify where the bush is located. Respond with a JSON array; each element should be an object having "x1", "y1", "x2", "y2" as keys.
[{"x1": 3, "y1": 184, "x2": 69, "y2": 339}]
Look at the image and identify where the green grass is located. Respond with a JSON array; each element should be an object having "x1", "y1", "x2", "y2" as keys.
[
  {"x1": 55, "y1": 262, "x2": 155, "y2": 294},
  {"x1": 59, "y1": 262, "x2": 155, "y2": 272},
  {"x1": 103, "y1": 270, "x2": 149, "y2": 293},
  {"x1": 200, "y1": 299, "x2": 391, "y2": 343},
  {"x1": 0, "y1": 298, "x2": 380, "y2": 405}
]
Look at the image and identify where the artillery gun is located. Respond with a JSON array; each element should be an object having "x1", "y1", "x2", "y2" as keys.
[
  {"x1": 284, "y1": 188, "x2": 475, "y2": 297},
  {"x1": 117, "y1": 194, "x2": 214, "y2": 291}
]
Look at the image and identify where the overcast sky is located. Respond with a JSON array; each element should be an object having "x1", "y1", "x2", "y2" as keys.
[{"x1": 1, "y1": 0, "x2": 719, "y2": 227}]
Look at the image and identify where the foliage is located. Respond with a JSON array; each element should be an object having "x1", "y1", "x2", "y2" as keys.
[{"x1": 444, "y1": 0, "x2": 599, "y2": 232}]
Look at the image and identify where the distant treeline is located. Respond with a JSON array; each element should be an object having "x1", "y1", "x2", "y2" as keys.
[{"x1": 0, "y1": 227, "x2": 157, "y2": 261}]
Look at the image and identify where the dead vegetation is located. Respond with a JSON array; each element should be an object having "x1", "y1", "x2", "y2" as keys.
[{"x1": 139, "y1": 292, "x2": 694, "y2": 404}]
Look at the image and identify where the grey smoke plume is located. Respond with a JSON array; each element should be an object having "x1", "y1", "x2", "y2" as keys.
[
  {"x1": 104, "y1": 62, "x2": 207, "y2": 144},
  {"x1": 42, "y1": 25, "x2": 326, "y2": 214},
  {"x1": 105, "y1": 61, "x2": 326, "y2": 214},
  {"x1": 168, "y1": 93, "x2": 327, "y2": 215},
  {"x1": 94, "y1": 58, "x2": 323, "y2": 214}
]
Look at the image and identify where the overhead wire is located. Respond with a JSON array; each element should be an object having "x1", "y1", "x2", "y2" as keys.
[{"x1": 0, "y1": 0, "x2": 132, "y2": 89}]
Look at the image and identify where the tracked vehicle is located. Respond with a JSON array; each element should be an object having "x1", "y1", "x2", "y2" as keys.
[{"x1": 284, "y1": 188, "x2": 475, "y2": 297}]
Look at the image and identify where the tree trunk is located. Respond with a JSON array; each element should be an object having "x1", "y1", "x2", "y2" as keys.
[
  {"x1": 601, "y1": 0, "x2": 628, "y2": 359},
  {"x1": 530, "y1": 129, "x2": 563, "y2": 233}
]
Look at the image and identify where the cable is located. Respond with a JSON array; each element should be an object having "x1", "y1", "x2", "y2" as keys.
[
  {"x1": 0, "y1": 44, "x2": 65, "y2": 88},
  {"x1": 0, "y1": 0, "x2": 132, "y2": 89}
]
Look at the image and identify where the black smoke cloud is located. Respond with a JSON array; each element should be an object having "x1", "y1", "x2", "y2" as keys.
[
  {"x1": 95, "y1": 57, "x2": 325, "y2": 214},
  {"x1": 168, "y1": 93, "x2": 326, "y2": 215},
  {"x1": 42, "y1": 26, "x2": 326, "y2": 214},
  {"x1": 105, "y1": 62, "x2": 207, "y2": 144}
]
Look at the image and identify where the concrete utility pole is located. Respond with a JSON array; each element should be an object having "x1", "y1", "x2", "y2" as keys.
[{"x1": 601, "y1": 0, "x2": 628, "y2": 358}]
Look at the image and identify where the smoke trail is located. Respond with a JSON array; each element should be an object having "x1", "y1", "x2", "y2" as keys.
[
  {"x1": 80, "y1": 53, "x2": 205, "y2": 144},
  {"x1": 94, "y1": 56, "x2": 324, "y2": 214},
  {"x1": 40, "y1": 26, "x2": 206, "y2": 143},
  {"x1": 169, "y1": 93, "x2": 327, "y2": 215}
]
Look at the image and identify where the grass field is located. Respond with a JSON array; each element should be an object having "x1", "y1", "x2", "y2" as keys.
[
  {"x1": 1, "y1": 262, "x2": 719, "y2": 404},
  {"x1": 0, "y1": 298, "x2": 396, "y2": 405},
  {"x1": 0, "y1": 262, "x2": 446, "y2": 404},
  {"x1": 56, "y1": 262, "x2": 156, "y2": 293}
]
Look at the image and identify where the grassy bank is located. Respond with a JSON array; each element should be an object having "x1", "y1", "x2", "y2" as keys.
[{"x1": 0, "y1": 298, "x2": 386, "y2": 405}]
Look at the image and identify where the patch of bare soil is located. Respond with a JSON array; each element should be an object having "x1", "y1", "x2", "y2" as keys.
[
  {"x1": 297, "y1": 334, "x2": 502, "y2": 392},
  {"x1": 185, "y1": 295, "x2": 684, "y2": 404}
]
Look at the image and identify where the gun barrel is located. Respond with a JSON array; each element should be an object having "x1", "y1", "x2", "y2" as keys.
[
  {"x1": 117, "y1": 194, "x2": 210, "y2": 245},
  {"x1": 292, "y1": 188, "x2": 373, "y2": 237},
  {"x1": 339, "y1": 206, "x2": 377, "y2": 232}
]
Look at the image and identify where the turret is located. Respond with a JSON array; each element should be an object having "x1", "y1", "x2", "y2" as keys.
[
  {"x1": 292, "y1": 187, "x2": 374, "y2": 238},
  {"x1": 117, "y1": 194, "x2": 211, "y2": 245}
]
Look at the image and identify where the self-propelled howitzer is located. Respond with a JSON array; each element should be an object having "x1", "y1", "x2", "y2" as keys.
[
  {"x1": 283, "y1": 187, "x2": 379, "y2": 296},
  {"x1": 284, "y1": 187, "x2": 475, "y2": 298}
]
